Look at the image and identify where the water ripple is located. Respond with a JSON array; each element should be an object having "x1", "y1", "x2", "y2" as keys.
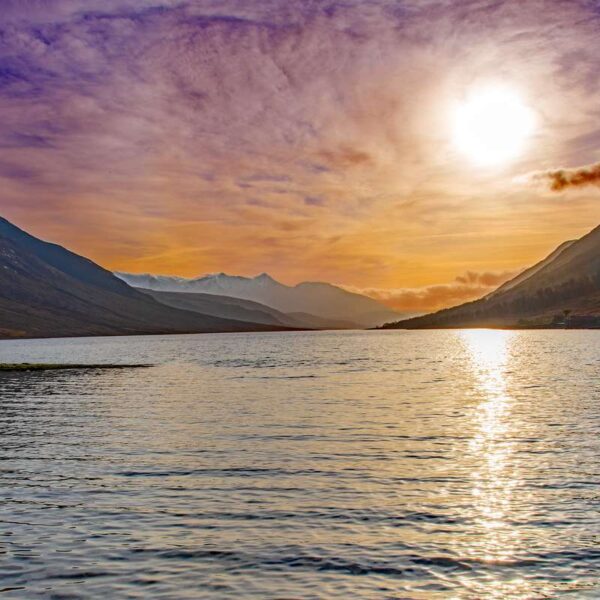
[{"x1": 0, "y1": 330, "x2": 599, "y2": 598}]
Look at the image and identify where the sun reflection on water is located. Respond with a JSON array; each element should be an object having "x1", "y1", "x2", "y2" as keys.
[{"x1": 460, "y1": 330, "x2": 523, "y2": 590}]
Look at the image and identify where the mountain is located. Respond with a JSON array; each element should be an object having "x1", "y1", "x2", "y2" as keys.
[
  {"x1": 143, "y1": 290, "x2": 296, "y2": 327},
  {"x1": 486, "y1": 240, "x2": 575, "y2": 298},
  {"x1": 0, "y1": 217, "x2": 293, "y2": 339},
  {"x1": 116, "y1": 272, "x2": 402, "y2": 327},
  {"x1": 144, "y1": 290, "x2": 356, "y2": 329},
  {"x1": 143, "y1": 290, "x2": 359, "y2": 330},
  {"x1": 382, "y1": 224, "x2": 600, "y2": 329}
]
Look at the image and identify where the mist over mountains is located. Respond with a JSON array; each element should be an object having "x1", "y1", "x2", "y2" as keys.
[
  {"x1": 140, "y1": 290, "x2": 360, "y2": 331},
  {"x1": 116, "y1": 272, "x2": 402, "y2": 328},
  {"x1": 0, "y1": 216, "x2": 400, "y2": 339}
]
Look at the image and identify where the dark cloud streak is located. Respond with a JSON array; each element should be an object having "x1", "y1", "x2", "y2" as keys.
[{"x1": 537, "y1": 162, "x2": 600, "y2": 192}]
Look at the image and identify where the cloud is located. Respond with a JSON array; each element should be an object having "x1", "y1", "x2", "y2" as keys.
[
  {"x1": 530, "y1": 162, "x2": 600, "y2": 192},
  {"x1": 348, "y1": 271, "x2": 517, "y2": 312},
  {"x1": 0, "y1": 0, "x2": 599, "y2": 297},
  {"x1": 454, "y1": 270, "x2": 514, "y2": 287},
  {"x1": 317, "y1": 147, "x2": 373, "y2": 168},
  {"x1": 304, "y1": 195, "x2": 325, "y2": 207}
]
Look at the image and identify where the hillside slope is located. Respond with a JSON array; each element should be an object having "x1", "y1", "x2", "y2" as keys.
[
  {"x1": 383, "y1": 224, "x2": 600, "y2": 329},
  {"x1": 145, "y1": 290, "x2": 358, "y2": 329},
  {"x1": 0, "y1": 218, "x2": 290, "y2": 339}
]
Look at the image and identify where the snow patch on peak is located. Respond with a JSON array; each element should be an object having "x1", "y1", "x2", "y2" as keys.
[{"x1": 114, "y1": 269, "x2": 400, "y2": 327}]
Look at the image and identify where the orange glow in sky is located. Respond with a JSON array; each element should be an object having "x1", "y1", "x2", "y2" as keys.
[{"x1": 2, "y1": 1, "x2": 600, "y2": 312}]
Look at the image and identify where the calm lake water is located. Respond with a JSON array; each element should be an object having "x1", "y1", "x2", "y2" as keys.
[{"x1": 1, "y1": 330, "x2": 599, "y2": 599}]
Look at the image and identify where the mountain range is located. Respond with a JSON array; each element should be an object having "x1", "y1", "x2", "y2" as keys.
[
  {"x1": 116, "y1": 272, "x2": 402, "y2": 328},
  {"x1": 0, "y1": 216, "x2": 400, "y2": 339},
  {"x1": 383, "y1": 223, "x2": 600, "y2": 329},
  {"x1": 0, "y1": 217, "x2": 293, "y2": 339},
  {"x1": 4, "y1": 212, "x2": 600, "y2": 339},
  {"x1": 139, "y1": 290, "x2": 359, "y2": 330}
]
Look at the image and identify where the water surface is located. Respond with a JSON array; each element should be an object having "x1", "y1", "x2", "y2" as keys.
[{"x1": 1, "y1": 330, "x2": 599, "y2": 598}]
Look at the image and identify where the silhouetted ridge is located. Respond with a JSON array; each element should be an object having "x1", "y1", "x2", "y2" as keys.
[
  {"x1": 382, "y1": 223, "x2": 600, "y2": 329},
  {"x1": 0, "y1": 217, "x2": 293, "y2": 339}
]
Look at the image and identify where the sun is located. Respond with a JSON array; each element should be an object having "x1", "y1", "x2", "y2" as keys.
[{"x1": 452, "y1": 86, "x2": 535, "y2": 167}]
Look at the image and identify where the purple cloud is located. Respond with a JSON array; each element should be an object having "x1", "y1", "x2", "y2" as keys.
[{"x1": 0, "y1": 0, "x2": 599, "y2": 295}]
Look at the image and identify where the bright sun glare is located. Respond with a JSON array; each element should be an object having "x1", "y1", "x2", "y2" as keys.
[{"x1": 453, "y1": 86, "x2": 535, "y2": 167}]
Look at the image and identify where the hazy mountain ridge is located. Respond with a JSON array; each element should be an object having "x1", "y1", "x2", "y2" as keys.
[
  {"x1": 383, "y1": 224, "x2": 600, "y2": 329},
  {"x1": 142, "y1": 290, "x2": 357, "y2": 330},
  {"x1": 117, "y1": 272, "x2": 402, "y2": 328},
  {"x1": 142, "y1": 290, "x2": 296, "y2": 328},
  {"x1": 0, "y1": 217, "x2": 293, "y2": 339}
]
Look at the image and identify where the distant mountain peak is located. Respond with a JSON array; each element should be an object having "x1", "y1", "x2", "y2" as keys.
[
  {"x1": 255, "y1": 272, "x2": 275, "y2": 281},
  {"x1": 199, "y1": 271, "x2": 277, "y2": 282},
  {"x1": 196, "y1": 272, "x2": 229, "y2": 281},
  {"x1": 116, "y1": 270, "x2": 402, "y2": 327},
  {"x1": 0, "y1": 215, "x2": 287, "y2": 339},
  {"x1": 194, "y1": 271, "x2": 273, "y2": 280}
]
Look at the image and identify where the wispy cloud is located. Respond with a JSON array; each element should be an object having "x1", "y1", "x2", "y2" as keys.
[
  {"x1": 347, "y1": 271, "x2": 517, "y2": 312},
  {"x1": 1, "y1": 1, "x2": 599, "y2": 308}
]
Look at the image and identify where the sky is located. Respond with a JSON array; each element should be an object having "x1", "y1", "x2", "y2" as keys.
[{"x1": 1, "y1": 0, "x2": 600, "y2": 311}]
